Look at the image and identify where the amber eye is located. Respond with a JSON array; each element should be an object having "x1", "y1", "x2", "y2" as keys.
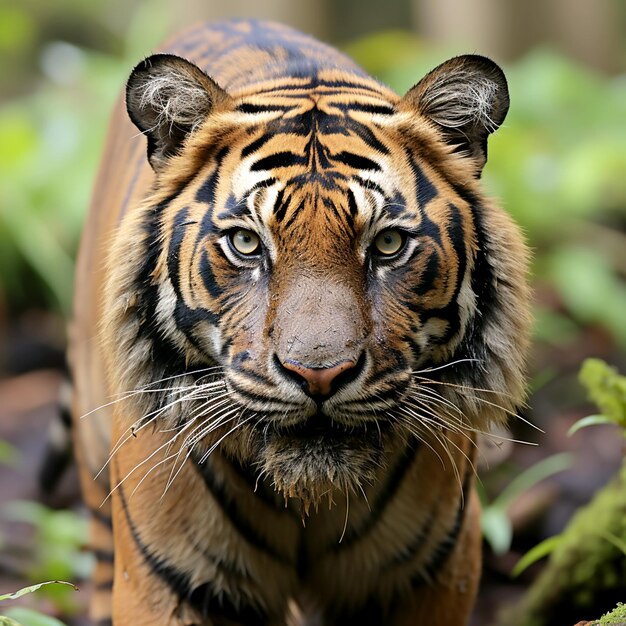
[
  {"x1": 229, "y1": 229, "x2": 261, "y2": 256},
  {"x1": 373, "y1": 229, "x2": 404, "y2": 256}
]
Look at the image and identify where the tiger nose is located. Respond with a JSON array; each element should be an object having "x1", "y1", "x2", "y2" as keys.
[{"x1": 279, "y1": 357, "x2": 361, "y2": 400}]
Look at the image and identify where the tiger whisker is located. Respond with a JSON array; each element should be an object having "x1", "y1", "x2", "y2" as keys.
[
  {"x1": 413, "y1": 375, "x2": 517, "y2": 402},
  {"x1": 79, "y1": 366, "x2": 225, "y2": 420},
  {"x1": 411, "y1": 357, "x2": 482, "y2": 375},
  {"x1": 103, "y1": 415, "x2": 201, "y2": 504},
  {"x1": 99, "y1": 386, "x2": 230, "y2": 480},
  {"x1": 128, "y1": 400, "x2": 236, "y2": 499},
  {"x1": 198, "y1": 414, "x2": 256, "y2": 464},
  {"x1": 163, "y1": 410, "x2": 243, "y2": 496},
  {"x1": 429, "y1": 428, "x2": 465, "y2": 501},
  {"x1": 395, "y1": 414, "x2": 446, "y2": 470},
  {"x1": 407, "y1": 387, "x2": 466, "y2": 419},
  {"x1": 412, "y1": 376, "x2": 540, "y2": 431},
  {"x1": 402, "y1": 400, "x2": 476, "y2": 449},
  {"x1": 181, "y1": 400, "x2": 240, "y2": 449},
  {"x1": 339, "y1": 486, "x2": 350, "y2": 544}
]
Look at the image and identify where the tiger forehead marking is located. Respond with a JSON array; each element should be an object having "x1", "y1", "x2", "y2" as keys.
[{"x1": 76, "y1": 19, "x2": 532, "y2": 626}]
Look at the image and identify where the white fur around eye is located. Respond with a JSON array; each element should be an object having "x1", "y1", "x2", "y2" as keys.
[{"x1": 374, "y1": 229, "x2": 404, "y2": 256}]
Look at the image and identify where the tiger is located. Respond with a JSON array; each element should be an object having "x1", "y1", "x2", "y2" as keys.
[{"x1": 69, "y1": 18, "x2": 531, "y2": 626}]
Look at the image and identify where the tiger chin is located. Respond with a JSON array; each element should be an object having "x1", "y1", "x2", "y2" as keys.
[{"x1": 70, "y1": 19, "x2": 531, "y2": 626}]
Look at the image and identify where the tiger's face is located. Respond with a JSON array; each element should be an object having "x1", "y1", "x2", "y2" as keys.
[{"x1": 107, "y1": 54, "x2": 530, "y2": 507}]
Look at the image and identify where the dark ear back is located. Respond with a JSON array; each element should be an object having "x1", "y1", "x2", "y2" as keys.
[
  {"x1": 402, "y1": 55, "x2": 509, "y2": 175},
  {"x1": 126, "y1": 54, "x2": 230, "y2": 170}
]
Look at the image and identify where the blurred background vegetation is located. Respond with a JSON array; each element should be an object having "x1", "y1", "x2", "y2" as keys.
[{"x1": 0, "y1": 0, "x2": 625, "y2": 624}]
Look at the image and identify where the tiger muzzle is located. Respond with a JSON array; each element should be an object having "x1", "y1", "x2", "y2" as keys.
[{"x1": 269, "y1": 272, "x2": 370, "y2": 401}]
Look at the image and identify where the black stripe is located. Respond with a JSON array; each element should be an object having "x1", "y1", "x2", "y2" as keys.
[
  {"x1": 59, "y1": 403, "x2": 72, "y2": 426},
  {"x1": 272, "y1": 188, "x2": 289, "y2": 222},
  {"x1": 335, "y1": 151, "x2": 380, "y2": 171},
  {"x1": 167, "y1": 206, "x2": 190, "y2": 295},
  {"x1": 135, "y1": 203, "x2": 190, "y2": 373},
  {"x1": 381, "y1": 190, "x2": 407, "y2": 218},
  {"x1": 354, "y1": 176, "x2": 386, "y2": 198},
  {"x1": 192, "y1": 454, "x2": 294, "y2": 565},
  {"x1": 228, "y1": 378, "x2": 294, "y2": 408},
  {"x1": 347, "y1": 189, "x2": 358, "y2": 218},
  {"x1": 414, "y1": 249, "x2": 440, "y2": 296},
  {"x1": 349, "y1": 120, "x2": 389, "y2": 155},
  {"x1": 413, "y1": 466, "x2": 473, "y2": 585},
  {"x1": 251, "y1": 151, "x2": 306, "y2": 171},
  {"x1": 94, "y1": 619, "x2": 113, "y2": 626},
  {"x1": 231, "y1": 364, "x2": 276, "y2": 387},
  {"x1": 384, "y1": 506, "x2": 438, "y2": 569},
  {"x1": 410, "y1": 157, "x2": 439, "y2": 207},
  {"x1": 330, "y1": 443, "x2": 418, "y2": 551},
  {"x1": 420, "y1": 203, "x2": 466, "y2": 345},
  {"x1": 246, "y1": 176, "x2": 277, "y2": 193},
  {"x1": 89, "y1": 506, "x2": 113, "y2": 529},
  {"x1": 199, "y1": 249, "x2": 224, "y2": 299},
  {"x1": 335, "y1": 102, "x2": 395, "y2": 115},
  {"x1": 237, "y1": 103, "x2": 286, "y2": 113},
  {"x1": 241, "y1": 133, "x2": 274, "y2": 157},
  {"x1": 196, "y1": 146, "x2": 229, "y2": 205},
  {"x1": 117, "y1": 480, "x2": 266, "y2": 624},
  {"x1": 93, "y1": 549, "x2": 114, "y2": 564},
  {"x1": 249, "y1": 78, "x2": 384, "y2": 95},
  {"x1": 217, "y1": 193, "x2": 252, "y2": 219},
  {"x1": 94, "y1": 580, "x2": 113, "y2": 591}
]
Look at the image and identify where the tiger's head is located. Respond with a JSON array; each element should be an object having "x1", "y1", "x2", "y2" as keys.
[{"x1": 105, "y1": 53, "x2": 530, "y2": 508}]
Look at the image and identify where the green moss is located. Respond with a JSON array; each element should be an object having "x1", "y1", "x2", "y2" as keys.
[
  {"x1": 597, "y1": 602, "x2": 626, "y2": 625},
  {"x1": 499, "y1": 461, "x2": 626, "y2": 625},
  {"x1": 579, "y1": 359, "x2": 626, "y2": 429}
]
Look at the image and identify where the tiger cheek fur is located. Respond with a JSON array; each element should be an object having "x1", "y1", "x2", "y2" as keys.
[{"x1": 72, "y1": 19, "x2": 531, "y2": 626}]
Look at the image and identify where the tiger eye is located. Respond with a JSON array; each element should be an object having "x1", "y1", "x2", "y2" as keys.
[
  {"x1": 230, "y1": 229, "x2": 261, "y2": 255},
  {"x1": 373, "y1": 229, "x2": 404, "y2": 256}
]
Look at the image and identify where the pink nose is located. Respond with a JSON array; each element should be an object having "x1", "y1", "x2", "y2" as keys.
[{"x1": 281, "y1": 359, "x2": 358, "y2": 398}]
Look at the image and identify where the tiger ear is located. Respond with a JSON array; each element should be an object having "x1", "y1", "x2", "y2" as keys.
[
  {"x1": 126, "y1": 54, "x2": 230, "y2": 170},
  {"x1": 401, "y1": 55, "x2": 509, "y2": 175}
]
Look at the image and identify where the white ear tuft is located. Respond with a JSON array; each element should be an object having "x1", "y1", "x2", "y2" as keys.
[
  {"x1": 126, "y1": 54, "x2": 230, "y2": 170},
  {"x1": 402, "y1": 55, "x2": 509, "y2": 174}
]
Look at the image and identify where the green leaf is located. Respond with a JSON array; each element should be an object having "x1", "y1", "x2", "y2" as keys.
[
  {"x1": 512, "y1": 535, "x2": 563, "y2": 577},
  {"x1": 481, "y1": 507, "x2": 513, "y2": 555},
  {"x1": 1, "y1": 608, "x2": 68, "y2": 626},
  {"x1": 0, "y1": 582, "x2": 77, "y2": 602},
  {"x1": 0, "y1": 616, "x2": 22, "y2": 626},
  {"x1": 490, "y1": 453, "x2": 573, "y2": 511},
  {"x1": 598, "y1": 530, "x2": 626, "y2": 557},
  {"x1": 567, "y1": 414, "x2": 614, "y2": 436}
]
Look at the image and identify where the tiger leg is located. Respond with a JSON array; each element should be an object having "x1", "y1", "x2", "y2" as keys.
[{"x1": 391, "y1": 486, "x2": 482, "y2": 626}]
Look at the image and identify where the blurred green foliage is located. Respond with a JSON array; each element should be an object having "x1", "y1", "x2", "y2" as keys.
[
  {"x1": 1, "y1": 502, "x2": 90, "y2": 613},
  {"x1": 478, "y1": 452, "x2": 572, "y2": 555},
  {"x1": 1, "y1": 5, "x2": 625, "y2": 355},
  {"x1": 0, "y1": 582, "x2": 75, "y2": 626},
  {"x1": 0, "y1": 0, "x2": 173, "y2": 313}
]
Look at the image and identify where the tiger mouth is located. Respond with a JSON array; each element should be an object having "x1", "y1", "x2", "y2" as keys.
[
  {"x1": 261, "y1": 412, "x2": 387, "y2": 441},
  {"x1": 249, "y1": 412, "x2": 387, "y2": 509}
]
